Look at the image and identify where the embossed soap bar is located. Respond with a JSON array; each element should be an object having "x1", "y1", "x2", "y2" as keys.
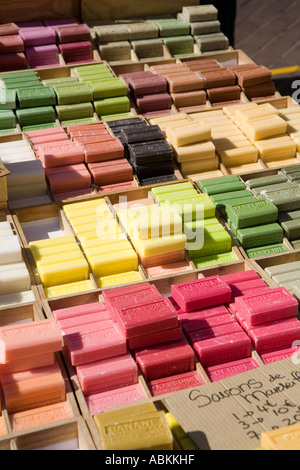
[
  {"x1": 194, "y1": 332, "x2": 252, "y2": 367},
  {"x1": 206, "y1": 358, "x2": 260, "y2": 382},
  {"x1": 226, "y1": 199, "x2": 278, "y2": 229},
  {"x1": 148, "y1": 370, "x2": 206, "y2": 397},
  {"x1": 248, "y1": 318, "x2": 300, "y2": 354}
]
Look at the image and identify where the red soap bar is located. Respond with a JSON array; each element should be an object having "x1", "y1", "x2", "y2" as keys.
[
  {"x1": 53, "y1": 187, "x2": 95, "y2": 202},
  {"x1": 135, "y1": 338, "x2": 195, "y2": 381},
  {"x1": 70, "y1": 129, "x2": 109, "y2": 138},
  {"x1": 206, "y1": 357, "x2": 260, "y2": 382},
  {"x1": 183, "y1": 313, "x2": 236, "y2": 335},
  {"x1": 71, "y1": 136, "x2": 114, "y2": 145},
  {"x1": 234, "y1": 288, "x2": 299, "y2": 326},
  {"x1": 66, "y1": 124, "x2": 106, "y2": 133},
  {"x1": 260, "y1": 347, "x2": 298, "y2": 365},
  {"x1": 147, "y1": 370, "x2": 206, "y2": 397},
  {"x1": 60, "y1": 41, "x2": 92, "y2": 55},
  {"x1": 0, "y1": 53, "x2": 27, "y2": 71},
  {"x1": 53, "y1": 301, "x2": 108, "y2": 321},
  {"x1": 56, "y1": 24, "x2": 91, "y2": 43},
  {"x1": 115, "y1": 298, "x2": 179, "y2": 339},
  {"x1": 128, "y1": 75, "x2": 167, "y2": 97},
  {"x1": 76, "y1": 353, "x2": 138, "y2": 395},
  {"x1": 84, "y1": 139, "x2": 124, "y2": 164},
  {"x1": 103, "y1": 283, "x2": 162, "y2": 319},
  {"x1": 194, "y1": 332, "x2": 252, "y2": 368},
  {"x1": 221, "y1": 270, "x2": 260, "y2": 285},
  {"x1": 88, "y1": 159, "x2": 133, "y2": 186},
  {"x1": 188, "y1": 322, "x2": 243, "y2": 344},
  {"x1": 0, "y1": 23, "x2": 19, "y2": 36},
  {"x1": 0, "y1": 35, "x2": 24, "y2": 53},
  {"x1": 46, "y1": 164, "x2": 92, "y2": 193},
  {"x1": 171, "y1": 276, "x2": 232, "y2": 313},
  {"x1": 128, "y1": 326, "x2": 182, "y2": 350},
  {"x1": 230, "y1": 279, "x2": 269, "y2": 299},
  {"x1": 178, "y1": 305, "x2": 229, "y2": 324},
  {"x1": 136, "y1": 93, "x2": 172, "y2": 113},
  {"x1": 98, "y1": 180, "x2": 138, "y2": 193},
  {"x1": 63, "y1": 321, "x2": 127, "y2": 366},
  {"x1": 248, "y1": 318, "x2": 300, "y2": 355},
  {"x1": 38, "y1": 142, "x2": 85, "y2": 168},
  {"x1": 85, "y1": 383, "x2": 148, "y2": 415}
]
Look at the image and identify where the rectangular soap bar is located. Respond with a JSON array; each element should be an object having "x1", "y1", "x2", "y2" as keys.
[
  {"x1": 206, "y1": 358, "x2": 260, "y2": 382},
  {"x1": 128, "y1": 326, "x2": 182, "y2": 350},
  {"x1": 53, "y1": 301, "x2": 108, "y2": 321},
  {"x1": 147, "y1": 370, "x2": 206, "y2": 397},
  {"x1": 248, "y1": 318, "x2": 300, "y2": 354},
  {"x1": 226, "y1": 199, "x2": 278, "y2": 229},
  {"x1": 103, "y1": 283, "x2": 161, "y2": 317},
  {"x1": 171, "y1": 276, "x2": 232, "y2": 313}
]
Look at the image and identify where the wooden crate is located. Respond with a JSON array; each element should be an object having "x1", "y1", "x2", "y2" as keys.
[
  {"x1": 0, "y1": 0, "x2": 80, "y2": 24},
  {"x1": 179, "y1": 49, "x2": 256, "y2": 68},
  {"x1": 251, "y1": 251, "x2": 300, "y2": 289}
]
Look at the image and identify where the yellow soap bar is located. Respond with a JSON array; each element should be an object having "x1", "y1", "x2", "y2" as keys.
[
  {"x1": 223, "y1": 102, "x2": 258, "y2": 119},
  {"x1": 63, "y1": 198, "x2": 108, "y2": 216},
  {"x1": 29, "y1": 236, "x2": 76, "y2": 251},
  {"x1": 125, "y1": 210, "x2": 183, "y2": 240},
  {"x1": 255, "y1": 138, "x2": 297, "y2": 161},
  {"x1": 38, "y1": 258, "x2": 89, "y2": 287},
  {"x1": 215, "y1": 139, "x2": 252, "y2": 151},
  {"x1": 173, "y1": 141, "x2": 216, "y2": 163},
  {"x1": 85, "y1": 240, "x2": 133, "y2": 258},
  {"x1": 280, "y1": 107, "x2": 300, "y2": 117},
  {"x1": 36, "y1": 250, "x2": 85, "y2": 268},
  {"x1": 30, "y1": 242, "x2": 79, "y2": 261},
  {"x1": 261, "y1": 424, "x2": 300, "y2": 450},
  {"x1": 211, "y1": 128, "x2": 242, "y2": 138},
  {"x1": 218, "y1": 147, "x2": 258, "y2": 167},
  {"x1": 77, "y1": 226, "x2": 123, "y2": 243},
  {"x1": 132, "y1": 233, "x2": 187, "y2": 258},
  {"x1": 45, "y1": 279, "x2": 94, "y2": 298},
  {"x1": 180, "y1": 156, "x2": 219, "y2": 175},
  {"x1": 150, "y1": 113, "x2": 188, "y2": 125},
  {"x1": 74, "y1": 219, "x2": 120, "y2": 235},
  {"x1": 81, "y1": 233, "x2": 128, "y2": 250},
  {"x1": 89, "y1": 250, "x2": 138, "y2": 278},
  {"x1": 69, "y1": 214, "x2": 115, "y2": 231},
  {"x1": 166, "y1": 122, "x2": 211, "y2": 147},
  {"x1": 241, "y1": 115, "x2": 288, "y2": 141},
  {"x1": 235, "y1": 104, "x2": 278, "y2": 124},
  {"x1": 97, "y1": 271, "x2": 144, "y2": 288}
]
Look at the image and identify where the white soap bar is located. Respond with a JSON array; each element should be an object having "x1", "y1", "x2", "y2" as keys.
[
  {"x1": 0, "y1": 290, "x2": 35, "y2": 308},
  {"x1": 0, "y1": 152, "x2": 36, "y2": 165},
  {"x1": 0, "y1": 262, "x2": 31, "y2": 295},
  {"x1": 8, "y1": 195, "x2": 52, "y2": 210},
  {"x1": 0, "y1": 235, "x2": 22, "y2": 264},
  {"x1": 6, "y1": 160, "x2": 46, "y2": 187},
  {"x1": 0, "y1": 141, "x2": 32, "y2": 151},
  {"x1": 0, "y1": 222, "x2": 14, "y2": 238},
  {"x1": 8, "y1": 181, "x2": 48, "y2": 201}
]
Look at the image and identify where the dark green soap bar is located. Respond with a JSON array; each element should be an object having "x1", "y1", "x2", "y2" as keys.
[
  {"x1": 216, "y1": 196, "x2": 255, "y2": 219},
  {"x1": 281, "y1": 166, "x2": 300, "y2": 175},
  {"x1": 17, "y1": 86, "x2": 56, "y2": 108},
  {"x1": 0, "y1": 89, "x2": 16, "y2": 110},
  {"x1": 16, "y1": 106, "x2": 56, "y2": 128},
  {"x1": 5, "y1": 80, "x2": 41, "y2": 90},
  {"x1": 226, "y1": 198, "x2": 278, "y2": 229},
  {"x1": 279, "y1": 210, "x2": 300, "y2": 223},
  {"x1": 252, "y1": 182, "x2": 293, "y2": 196},
  {"x1": 0, "y1": 110, "x2": 16, "y2": 130},
  {"x1": 281, "y1": 219, "x2": 300, "y2": 241},
  {"x1": 262, "y1": 187, "x2": 300, "y2": 212},
  {"x1": 246, "y1": 174, "x2": 287, "y2": 189},
  {"x1": 246, "y1": 243, "x2": 290, "y2": 259},
  {"x1": 237, "y1": 223, "x2": 284, "y2": 249},
  {"x1": 211, "y1": 190, "x2": 252, "y2": 203}
]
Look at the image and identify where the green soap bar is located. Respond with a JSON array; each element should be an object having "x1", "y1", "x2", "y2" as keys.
[
  {"x1": 132, "y1": 39, "x2": 164, "y2": 59},
  {"x1": 164, "y1": 36, "x2": 194, "y2": 55},
  {"x1": 99, "y1": 41, "x2": 132, "y2": 62},
  {"x1": 252, "y1": 182, "x2": 293, "y2": 196},
  {"x1": 155, "y1": 20, "x2": 190, "y2": 37},
  {"x1": 16, "y1": 106, "x2": 56, "y2": 128},
  {"x1": 246, "y1": 243, "x2": 290, "y2": 259},
  {"x1": 262, "y1": 187, "x2": 300, "y2": 212},
  {"x1": 198, "y1": 175, "x2": 239, "y2": 190},
  {"x1": 286, "y1": 172, "x2": 300, "y2": 183},
  {"x1": 42, "y1": 78, "x2": 79, "y2": 86},
  {"x1": 56, "y1": 102, "x2": 94, "y2": 121},
  {"x1": 281, "y1": 219, "x2": 300, "y2": 241},
  {"x1": 211, "y1": 190, "x2": 253, "y2": 203},
  {"x1": 227, "y1": 199, "x2": 278, "y2": 229},
  {"x1": 1, "y1": 71, "x2": 37, "y2": 80},
  {"x1": 246, "y1": 174, "x2": 287, "y2": 189},
  {"x1": 281, "y1": 166, "x2": 300, "y2": 175},
  {"x1": 237, "y1": 223, "x2": 283, "y2": 249},
  {"x1": 22, "y1": 123, "x2": 58, "y2": 132},
  {"x1": 155, "y1": 189, "x2": 198, "y2": 203},
  {"x1": 17, "y1": 86, "x2": 56, "y2": 108},
  {"x1": 0, "y1": 89, "x2": 16, "y2": 109},
  {"x1": 188, "y1": 229, "x2": 232, "y2": 258},
  {"x1": 74, "y1": 64, "x2": 111, "y2": 77},
  {"x1": 152, "y1": 182, "x2": 194, "y2": 197},
  {"x1": 190, "y1": 20, "x2": 221, "y2": 35},
  {"x1": 61, "y1": 117, "x2": 98, "y2": 127},
  {"x1": 5, "y1": 81, "x2": 41, "y2": 90},
  {"x1": 193, "y1": 251, "x2": 238, "y2": 268},
  {"x1": 0, "y1": 110, "x2": 16, "y2": 130},
  {"x1": 292, "y1": 240, "x2": 300, "y2": 250},
  {"x1": 89, "y1": 78, "x2": 127, "y2": 99},
  {"x1": 202, "y1": 180, "x2": 245, "y2": 195},
  {"x1": 80, "y1": 73, "x2": 114, "y2": 82},
  {"x1": 94, "y1": 96, "x2": 130, "y2": 118},
  {"x1": 162, "y1": 194, "x2": 216, "y2": 221},
  {"x1": 54, "y1": 83, "x2": 93, "y2": 105},
  {"x1": 173, "y1": 53, "x2": 199, "y2": 58},
  {"x1": 278, "y1": 210, "x2": 300, "y2": 222},
  {"x1": 101, "y1": 112, "x2": 133, "y2": 120},
  {"x1": 216, "y1": 197, "x2": 256, "y2": 219},
  {"x1": 184, "y1": 217, "x2": 220, "y2": 231},
  {"x1": 0, "y1": 127, "x2": 18, "y2": 135}
]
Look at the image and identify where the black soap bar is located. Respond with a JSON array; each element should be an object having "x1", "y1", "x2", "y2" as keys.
[
  {"x1": 128, "y1": 140, "x2": 174, "y2": 164},
  {"x1": 121, "y1": 125, "x2": 165, "y2": 144},
  {"x1": 107, "y1": 117, "x2": 145, "y2": 128},
  {"x1": 134, "y1": 160, "x2": 175, "y2": 180},
  {"x1": 141, "y1": 174, "x2": 178, "y2": 186}
]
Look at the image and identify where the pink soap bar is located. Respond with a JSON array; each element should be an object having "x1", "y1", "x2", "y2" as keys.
[
  {"x1": 76, "y1": 136, "x2": 115, "y2": 145},
  {"x1": 26, "y1": 127, "x2": 66, "y2": 139},
  {"x1": 206, "y1": 357, "x2": 260, "y2": 382},
  {"x1": 84, "y1": 139, "x2": 124, "y2": 164},
  {"x1": 62, "y1": 319, "x2": 114, "y2": 336},
  {"x1": 128, "y1": 326, "x2": 182, "y2": 350},
  {"x1": 20, "y1": 27, "x2": 56, "y2": 46},
  {"x1": 194, "y1": 332, "x2": 252, "y2": 368},
  {"x1": 76, "y1": 353, "x2": 138, "y2": 395},
  {"x1": 53, "y1": 301, "x2": 108, "y2": 321},
  {"x1": 0, "y1": 320, "x2": 62, "y2": 364},
  {"x1": 234, "y1": 287, "x2": 299, "y2": 326},
  {"x1": 183, "y1": 313, "x2": 236, "y2": 335},
  {"x1": 30, "y1": 134, "x2": 69, "y2": 147},
  {"x1": 56, "y1": 24, "x2": 91, "y2": 43},
  {"x1": 260, "y1": 347, "x2": 298, "y2": 365},
  {"x1": 0, "y1": 353, "x2": 55, "y2": 376},
  {"x1": 38, "y1": 142, "x2": 85, "y2": 168},
  {"x1": 178, "y1": 305, "x2": 230, "y2": 325},
  {"x1": 230, "y1": 279, "x2": 269, "y2": 299},
  {"x1": 115, "y1": 298, "x2": 179, "y2": 340},
  {"x1": 103, "y1": 283, "x2": 162, "y2": 319},
  {"x1": 147, "y1": 370, "x2": 206, "y2": 397},
  {"x1": 46, "y1": 164, "x2": 92, "y2": 193},
  {"x1": 135, "y1": 338, "x2": 195, "y2": 381},
  {"x1": 57, "y1": 312, "x2": 111, "y2": 335},
  {"x1": 188, "y1": 322, "x2": 243, "y2": 344},
  {"x1": 63, "y1": 321, "x2": 127, "y2": 366},
  {"x1": 66, "y1": 124, "x2": 106, "y2": 133},
  {"x1": 98, "y1": 181, "x2": 138, "y2": 193},
  {"x1": 171, "y1": 276, "x2": 232, "y2": 313},
  {"x1": 0, "y1": 23, "x2": 19, "y2": 36},
  {"x1": 221, "y1": 270, "x2": 260, "y2": 284},
  {"x1": 0, "y1": 35, "x2": 24, "y2": 53},
  {"x1": 85, "y1": 383, "x2": 148, "y2": 415},
  {"x1": 248, "y1": 318, "x2": 300, "y2": 354}
]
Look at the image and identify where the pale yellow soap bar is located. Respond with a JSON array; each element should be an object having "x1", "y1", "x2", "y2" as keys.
[
  {"x1": 241, "y1": 115, "x2": 288, "y2": 141},
  {"x1": 180, "y1": 156, "x2": 219, "y2": 175},
  {"x1": 223, "y1": 102, "x2": 258, "y2": 119},
  {"x1": 29, "y1": 236, "x2": 76, "y2": 251},
  {"x1": 45, "y1": 280, "x2": 94, "y2": 298},
  {"x1": 218, "y1": 147, "x2": 258, "y2": 167},
  {"x1": 97, "y1": 271, "x2": 144, "y2": 288},
  {"x1": 166, "y1": 122, "x2": 211, "y2": 147},
  {"x1": 150, "y1": 113, "x2": 188, "y2": 125},
  {"x1": 132, "y1": 233, "x2": 187, "y2": 258},
  {"x1": 235, "y1": 103, "x2": 279, "y2": 124},
  {"x1": 173, "y1": 141, "x2": 216, "y2": 162}
]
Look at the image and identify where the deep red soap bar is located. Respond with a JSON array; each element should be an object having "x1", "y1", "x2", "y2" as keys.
[
  {"x1": 171, "y1": 276, "x2": 232, "y2": 313},
  {"x1": 0, "y1": 23, "x2": 19, "y2": 36},
  {"x1": 260, "y1": 347, "x2": 298, "y2": 365},
  {"x1": 135, "y1": 338, "x2": 195, "y2": 381},
  {"x1": 248, "y1": 318, "x2": 300, "y2": 354},
  {"x1": 194, "y1": 332, "x2": 252, "y2": 368},
  {"x1": 128, "y1": 326, "x2": 182, "y2": 350},
  {"x1": 230, "y1": 279, "x2": 269, "y2": 299},
  {"x1": 234, "y1": 288, "x2": 299, "y2": 326},
  {"x1": 88, "y1": 159, "x2": 133, "y2": 186},
  {"x1": 147, "y1": 370, "x2": 206, "y2": 397},
  {"x1": 221, "y1": 270, "x2": 260, "y2": 285},
  {"x1": 188, "y1": 322, "x2": 243, "y2": 344},
  {"x1": 206, "y1": 357, "x2": 260, "y2": 382},
  {"x1": 0, "y1": 53, "x2": 27, "y2": 71},
  {"x1": 56, "y1": 24, "x2": 91, "y2": 43},
  {"x1": 178, "y1": 305, "x2": 230, "y2": 325},
  {"x1": 183, "y1": 313, "x2": 236, "y2": 335},
  {"x1": 0, "y1": 35, "x2": 24, "y2": 53}
]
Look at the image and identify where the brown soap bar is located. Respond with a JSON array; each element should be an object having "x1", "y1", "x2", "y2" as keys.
[
  {"x1": 167, "y1": 73, "x2": 204, "y2": 93},
  {"x1": 128, "y1": 75, "x2": 167, "y2": 96},
  {"x1": 0, "y1": 35, "x2": 24, "y2": 53},
  {"x1": 136, "y1": 93, "x2": 172, "y2": 113},
  {"x1": 236, "y1": 65, "x2": 272, "y2": 87},
  {"x1": 199, "y1": 69, "x2": 236, "y2": 89},
  {"x1": 0, "y1": 23, "x2": 19, "y2": 36},
  {"x1": 228, "y1": 64, "x2": 260, "y2": 73},
  {"x1": 243, "y1": 81, "x2": 276, "y2": 99},
  {"x1": 207, "y1": 85, "x2": 241, "y2": 104},
  {"x1": 171, "y1": 90, "x2": 207, "y2": 108}
]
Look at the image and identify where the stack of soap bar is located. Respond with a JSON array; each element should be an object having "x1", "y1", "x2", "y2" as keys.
[
  {"x1": 0, "y1": 24, "x2": 26, "y2": 72},
  {"x1": 163, "y1": 35, "x2": 194, "y2": 57},
  {"x1": 234, "y1": 65, "x2": 276, "y2": 100},
  {"x1": 149, "y1": 112, "x2": 190, "y2": 136},
  {"x1": 16, "y1": 106, "x2": 56, "y2": 130},
  {"x1": 0, "y1": 220, "x2": 31, "y2": 296},
  {"x1": 165, "y1": 120, "x2": 217, "y2": 176},
  {"x1": 117, "y1": 203, "x2": 186, "y2": 269},
  {"x1": 264, "y1": 261, "x2": 300, "y2": 298},
  {"x1": 131, "y1": 38, "x2": 164, "y2": 59},
  {"x1": 63, "y1": 198, "x2": 139, "y2": 285},
  {"x1": 99, "y1": 41, "x2": 132, "y2": 62},
  {"x1": 179, "y1": 5, "x2": 221, "y2": 36},
  {"x1": 280, "y1": 106, "x2": 300, "y2": 151},
  {"x1": 94, "y1": 403, "x2": 173, "y2": 449},
  {"x1": 18, "y1": 25, "x2": 60, "y2": 68},
  {"x1": 54, "y1": 24, "x2": 93, "y2": 64},
  {"x1": 17, "y1": 86, "x2": 56, "y2": 108},
  {"x1": 73, "y1": 63, "x2": 114, "y2": 83}
]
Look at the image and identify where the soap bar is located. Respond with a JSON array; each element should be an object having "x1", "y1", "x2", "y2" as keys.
[
  {"x1": 148, "y1": 370, "x2": 206, "y2": 397},
  {"x1": 128, "y1": 326, "x2": 182, "y2": 350},
  {"x1": 10, "y1": 401, "x2": 73, "y2": 433},
  {"x1": 235, "y1": 288, "x2": 299, "y2": 326},
  {"x1": 206, "y1": 358, "x2": 260, "y2": 382},
  {"x1": 103, "y1": 283, "x2": 161, "y2": 318},
  {"x1": 166, "y1": 122, "x2": 211, "y2": 147},
  {"x1": 56, "y1": 24, "x2": 91, "y2": 43},
  {"x1": 248, "y1": 318, "x2": 300, "y2": 354},
  {"x1": 45, "y1": 280, "x2": 95, "y2": 298},
  {"x1": 53, "y1": 301, "x2": 108, "y2": 321},
  {"x1": 236, "y1": 223, "x2": 283, "y2": 249},
  {"x1": 167, "y1": 73, "x2": 204, "y2": 94},
  {"x1": 76, "y1": 353, "x2": 138, "y2": 394},
  {"x1": 261, "y1": 424, "x2": 300, "y2": 450},
  {"x1": 227, "y1": 199, "x2": 278, "y2": 229},
  {"x1": 171, "y1": 276, "x2": 232, "y2": 312},
  {"x1": 183, "y1": 313, "x2": 236, "y2": 335},
  {"x1": 260, "y1": 347, "x2": 298, "y2": 365},
  {"x1": 0, "y1": 235, "x2": 22, "y2": 264},
  {"x1": 188, "y1": 323, "x2": 243, "y2": 344},
  {"x1": 194, "y1": 332, "x2": 252, "y2": 367},
  {"x1": 182, "y1": 5, "x2": 218, "y2": 22},
  {"x1": 0, "y1": 319, "x2": 62, "y2": 364},
  {"x1": 193, "y1": 251, "x2": 239, "y2": 269}
]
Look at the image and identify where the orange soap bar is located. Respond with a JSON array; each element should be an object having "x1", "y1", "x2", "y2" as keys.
[
  {"x1": 0, "y1": 417, "x2": 7, "y2": 437},
  {"x1": 0, "y1": 320, "x2": 63, "y2": 364},
  {"x1": 10, "y1": 401, "x2": 73, "y2": 433},
  {"x1": 0, "y1": 353, "x2": 55, "y2": 375}
]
